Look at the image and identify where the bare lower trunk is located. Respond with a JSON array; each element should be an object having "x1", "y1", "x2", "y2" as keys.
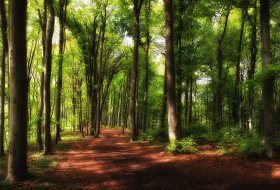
[
  {"x1": 0, "y1": 0, "x2": 7, "y2": 156},
  {"x1": 164, "y1": 0, "x2": 178, "y2": 141},
  {"x1": 6, "y1": 0, "x2": 28, "y2": 182},
  {"x1": 129, "y1": 0, "x2": 143, "y2": 141},
  {"x1": 260, "y1": 0, "x2": 274, "y2": 158},
  {"x1": 44, "y1": 0, "x2": 55, "y2": 155}
]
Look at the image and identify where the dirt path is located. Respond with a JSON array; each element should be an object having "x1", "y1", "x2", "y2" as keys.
[{"x1": 47, "y1": 129, "x2": 280, "y2": 190}]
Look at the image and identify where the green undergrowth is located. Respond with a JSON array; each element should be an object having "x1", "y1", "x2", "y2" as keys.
[
  {"x1": 136, "y1": 124, "x2": 267, "y2": 158},
  {"x1": 0, "y1": 131, "x2": 83, "y2": 189},
  {"x1": 167, "y1": 137, "x2": 198, "y2": 154},
  {"x1": 217, "y1": 127, "x2": 265, "y2": 158}
]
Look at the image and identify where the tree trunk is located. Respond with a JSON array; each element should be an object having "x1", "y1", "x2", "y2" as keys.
[
  {"x1": 247, "y1": 0, "x2": 257, "y2": 132},
  {"x1": 164, "y1": 0, "x2": 178, "y2": 141},
  {"x1": 6, "y1": 0, "x2": 28, "y2": 182},
  {"x1": 0, "y1": 0, "x2": 7, "y2": 156},
  {"x1": 43, "y1": 0, "x2": 55, "y2": 155},
  {"x1": 37, "y1": 73, "x2": 44, "y2": 151},
  {"x1": 160, "y1": 64, "x2": 167, "y2": 129},
  {"x1": 142, "y1": 0, "x2": 151, "y2": 132},
  {"x1": 184, "y1": 75, "x2": 189, "y2": 128},
  {"x1": 260, "y1": 0, "x2": 274, "y2": 158},
  {"x1": 232, "y1": 8, "x2": 246, "y2": 126},
  {"x1": 188, "y1": 76, "x2": 193, "y2": 124},
  {"x1": 55, "y1": 0, "x2": 67, "y2": 144},
  {"x1": 214, "y1": 8, "x2": 230, "y2": 130},
  {"x1": 128, "y1": 0, "x2": 143, "y2": 141}
]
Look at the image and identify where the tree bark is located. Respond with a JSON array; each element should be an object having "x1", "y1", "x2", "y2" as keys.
[
  {"x1": 247, "y1": 0, "x2": 257, "y2": 132},
  {"x1": 43, "y1": 0, "x2": 55, "y2": 155},
  {"x1": 6, "y1": 0, "x2": 28, "y2": 182},
  {"x1": 55, "y1": 0, "x2": 67, "y2": 144},
  {"x1": 128, "y1": 0, "x2": 143, "y2": 141},
  {"x1": 0, "y1": 0, "x2": 7, "y2": 156},
  {"x1": 160, "y1": 64, "x2": 167, "y2": 129},
  {"x1": 214, "y1": 8, "x2": 230, "y2": 130},
  {"x1": 260, "y1": 0, "x2": 274, "y2": 158},
  {"x1": 232, "y1": 8, "x2": 246, "y2": 126},
  {"x1": 142, "y1": 0, "x2": 151, "y2": 132},
  {"x1": 164, "y1": 0, "x2": 179, "y2": 141}
]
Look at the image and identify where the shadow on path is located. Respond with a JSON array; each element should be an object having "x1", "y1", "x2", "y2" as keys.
[{"x1": 47, "y1": 129, "x2": 280, "y2": 190}]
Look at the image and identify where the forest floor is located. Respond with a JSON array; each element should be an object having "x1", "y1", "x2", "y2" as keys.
[{"x1": 2, "y1": 128, "x2": 280, "y2": 190}]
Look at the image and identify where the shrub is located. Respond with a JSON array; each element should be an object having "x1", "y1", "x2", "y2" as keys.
[
  {"x1": 181, "y1": 124, "x2": 217, "y2": 143},
  {"x1": 220, "y1": 127, "x2": 241, "y2": 144},
  {"x1": 138, "y1": 128, "x2": 168, "y2": 142},
  {"x1": 167, "y1": 137, "x2": 198, "y2": 154},
  {"x1": 238, "y1": 133, "x2": 265, "y2": 158}
]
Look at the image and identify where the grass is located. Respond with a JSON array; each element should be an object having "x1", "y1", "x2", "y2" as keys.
[{"x1": 0, "y1": 131, "x2": 83, "y2": 190}]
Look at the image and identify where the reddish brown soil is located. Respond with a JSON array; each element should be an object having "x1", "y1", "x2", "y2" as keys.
[{"x1": 47, "y1": 129, "x2": 280, "y2": 190}]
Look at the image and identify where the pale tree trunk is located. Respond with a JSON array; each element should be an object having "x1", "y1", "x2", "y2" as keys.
[
  {"x1": 6, "y1": 0, "x2": 28, "y2": 182},
  {"x1": 164, "y1": 0, "x2": 179, "y2": 141},
  {"x1": 260, "y1": 0, "x2": 275, "y2": 158},
  {"x1": 0, "y1": 0, "x2": 7, "y2": 156},
  {"x1": 44, "y1": 0, "x2": 55, "y2": 155}
]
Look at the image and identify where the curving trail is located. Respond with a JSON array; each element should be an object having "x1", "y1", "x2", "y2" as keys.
[{"x1": 48, "y1": 129, "x2": 280, "y2": 190}]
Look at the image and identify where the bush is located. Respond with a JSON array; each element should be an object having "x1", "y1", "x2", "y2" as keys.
[
  {"x1": 138, "y1": 128, "x2": 168, "y2": 142},
  {"x1": 238, "y1": 133, "x2": 265, "y2": 158},
  {"x1": 220, "y1": 127, "x2": 241, "y2": 144},
  {"x1": 167, "y1": 137, "x2": 198, "y2": 154},
  {"x1": 181, "y1": 124, "x2": 217, "y2": 143}
]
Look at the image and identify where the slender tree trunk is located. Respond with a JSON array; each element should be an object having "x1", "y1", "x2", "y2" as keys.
[
  {"x1": 55, "y1": 0, "x2": 67, "y2": 144},
  {"x1": 6, "y1": 0, "x2": 28, "y2": 182},
  {"x1": 128, "y1": 0, "x2": 143, "y2": 141},
  {"x1": 184, "y1": 76, "x2": 189, "y2": 128},
  {"x1": 233, "y1": 8, "x2": 246, "y2": 126},
  {"x1": 214, "y1": 8, "x2": 230, "y2": 130},
  {"x1": 44, "y1": 0, "x2": 55, "y2": 155},
  {"x1": 0, "y1": 0, "x2": 7, "y2": 156},
  {"x1": 247, "y1": 0, "x2": 257, "y2": 132},
  {"x1": 35, "y1": 2, "x2": 47, "y2": 152},
  {"x1": 37, "y1": 73, "x2": 44, "y2": 151},
  {"x1": 160, "y1": 65, "x2": 167, "y2": 129},
  {"x1": 164, "y1": 0, "x2": 179, "y2": 141},
  {"x1": 188, "y1": 76, "x2": 193, "y2": 124},
  {"x1": 142, "y1": 0, "x2": 151, "y2": 132},
  {"x1": 260, "y1": 0, "x2": 274, "y2": 158}
]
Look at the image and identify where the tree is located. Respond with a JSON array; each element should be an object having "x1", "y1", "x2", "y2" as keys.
[
  {"x1": 260, "y1": 0, "x2": 274, "y2": 158},
  {"x1": 128, "y1": 0, "x2": 144, "y2": 141},
  {"x1": 44, "y1": 0, "x2": 55, "y2": 155},
  {"x1": 0, "y1": 0, "x2": 7, "y2": 156},
  {"x1": 164, "y1": 0, "x2": 179, "y2": 141},
  {"x1": 142, "y1": 0, "x2": 151, "y2": 132},
  {"x1": 214, "y1": 6, "x2": 230, "y2": 130},
  {"x1": 55, "y1": 0, "x2": 68, "y2": 144},
  {"x1": 6, "y1": 0, "x2": 28, "y2": 182}
]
